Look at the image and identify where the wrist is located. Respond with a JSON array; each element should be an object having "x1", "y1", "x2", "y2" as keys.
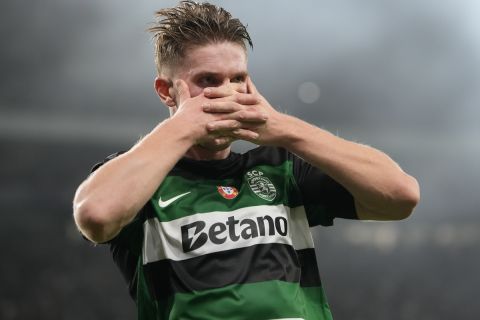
[
  {"x1": 132, "y1": 117, "x2": 195, "y2": 158},
  {"x1": 273, "y1": 114, "x2": 306, "y2": 148},
  {"x1": 276, "y1": 114, "x2": 333, "y2": 152},
  {"x1": 164, "y1": 115, "x2": 198, "y2": 146}
]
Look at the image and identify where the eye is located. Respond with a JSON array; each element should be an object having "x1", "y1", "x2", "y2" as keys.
[
  {"x1": 231, "y1": 75, "x2": 246, "y2": 83},
  {"x1": 198, "y1": 75, "x2": 220, "y2": 87}
]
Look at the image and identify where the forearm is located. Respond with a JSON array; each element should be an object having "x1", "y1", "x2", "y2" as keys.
[
  {"x1": 278, "y1": 115, "x2": 420, "y2": 220},
  {"x1": 73, "y1": 117, "x2": 193, "y2": 243},
  {"x1": 197, "y1": 79, "x2": 419, "y2": 219}
]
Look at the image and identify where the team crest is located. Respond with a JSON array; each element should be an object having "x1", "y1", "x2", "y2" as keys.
[
  {"x1": 246, "y1": 170, "x2": 277, "y2": 201},
  {"x1": 217, "y1": 186, "x2": 239, "y2": 199}
]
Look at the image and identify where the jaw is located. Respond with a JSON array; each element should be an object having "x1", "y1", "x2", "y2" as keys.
[{"x1": 185, "y1": 143, "x2": 232, "y2": 160}]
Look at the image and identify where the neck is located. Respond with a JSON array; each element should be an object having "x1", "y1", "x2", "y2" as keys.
[{"x1": 184, "y1": 145, "x2": 231, "y2": 160}]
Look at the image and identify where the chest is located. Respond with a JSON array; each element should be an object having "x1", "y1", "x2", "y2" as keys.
[
  {"x1": 152, "y1": 166, "x2": 291, "y2": 220},
  {"x1": 141, "y1": 165, "x2": 311, "y2": 264}
]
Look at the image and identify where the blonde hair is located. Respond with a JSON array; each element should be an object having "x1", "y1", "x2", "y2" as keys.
[{"x1": 148, "y1": 0, "x2": 253, "y2": 75}]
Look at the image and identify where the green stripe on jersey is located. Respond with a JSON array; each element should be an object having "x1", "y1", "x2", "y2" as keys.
[
  {"x1": 152, "y1": 162, "x2": 304, "y2": 222},
  {"x1": 168, "y1": 281, "x2": 332, "y2": 320}
]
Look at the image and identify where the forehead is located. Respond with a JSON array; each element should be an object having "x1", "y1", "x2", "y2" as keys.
[{"x1": 177, "y1": 42, "x2": 248, "y2": 77}]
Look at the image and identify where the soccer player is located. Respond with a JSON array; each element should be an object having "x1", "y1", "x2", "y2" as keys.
[{"x1": 73, "y1": 1, "x2": 420, "y2": 319}]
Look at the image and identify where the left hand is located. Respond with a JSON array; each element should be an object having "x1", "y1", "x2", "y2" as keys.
[{"x1": 202, "y1": 77, "x2": 287, "y2": 145}]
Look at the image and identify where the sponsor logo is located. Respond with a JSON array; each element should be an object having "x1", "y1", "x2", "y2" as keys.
[
  {"x1": 217, "y1": 186, "x2": 239, "y2": 199},
  {"x1": 181, "y1": 214, "x2": 288, "y2": 253},
  {"x1": 158, "y1": 191, "x2": 191, "y2": 208},
  {"x1": 142, "y1": 205, "x2": 314, "y2": 264},
  {"x1": 246, "y1": 170, "x2": 277, "y2": 201}
]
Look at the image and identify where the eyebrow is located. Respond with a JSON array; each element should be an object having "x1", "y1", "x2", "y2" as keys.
[{"x1": 193, "y1": 71, "x2": 249, "y2": 78}]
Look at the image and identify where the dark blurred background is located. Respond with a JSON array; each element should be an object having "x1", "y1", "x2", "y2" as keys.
[{"x1": 1, "y1": 0, "x2": 479, "y2": 319}]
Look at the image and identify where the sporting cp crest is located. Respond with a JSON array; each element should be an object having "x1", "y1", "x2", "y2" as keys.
[
  {"x1": 246, "y1": 170, "x2": 277, "y2": 201},
  {"x1": 217, "y1": 186, "x2": 239, "y2": 199}
]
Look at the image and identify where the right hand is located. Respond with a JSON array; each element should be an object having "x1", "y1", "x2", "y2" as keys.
[{"x1": 171, "y1": 79, "x2": 266, "y2": 148}]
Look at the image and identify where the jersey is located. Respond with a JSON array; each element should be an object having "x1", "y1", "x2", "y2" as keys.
[{"x1": 91, "y1": 146, "x2": 357, "y2": 320}]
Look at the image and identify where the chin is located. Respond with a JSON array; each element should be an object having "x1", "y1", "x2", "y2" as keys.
[
  {"x1": 199, "y1": 141, "x2": 232, "y2": 152},
  {"x1": 187, "y1": 140, "x2": 233, "y2": 160}
]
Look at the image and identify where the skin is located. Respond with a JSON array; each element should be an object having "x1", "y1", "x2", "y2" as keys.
[
  {"x1": 73, "y1": 41, "x2": 420, "y2": 244},
  {"x1": 154, "y1": 42, "x2": 265, "y2": 159}
]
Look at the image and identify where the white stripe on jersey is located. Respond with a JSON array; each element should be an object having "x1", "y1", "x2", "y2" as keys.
[{"x1": 142, "y1": 204, "x2": 314, "y2": 264}]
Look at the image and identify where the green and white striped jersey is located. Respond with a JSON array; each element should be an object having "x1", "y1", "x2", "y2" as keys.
[{"x1": 92, "y1": 146, "x2": 357, "y2": 320}]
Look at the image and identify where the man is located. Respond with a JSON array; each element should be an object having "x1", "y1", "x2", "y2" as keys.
[{"x1": 73, "y1": 1, "x2": 420, "y2": 319}]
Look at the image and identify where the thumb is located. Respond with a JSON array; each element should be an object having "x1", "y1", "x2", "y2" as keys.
[{"x1": 173, "y1": 79, "x2": 191, "y2": 106}]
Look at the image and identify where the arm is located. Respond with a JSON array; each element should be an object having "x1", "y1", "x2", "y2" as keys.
[
  {"x1": 73, "y1": 117, "x2": 192, "y2": 244},
  {"x1": 73, "y1": 80, "x2": 265, "y2": 243},
  {"x1": 203, "y1": 78, "x2": 420, "y2": 220},
  {"x1": 276, "y1": 116, "x2": 420, "y2": 220}
]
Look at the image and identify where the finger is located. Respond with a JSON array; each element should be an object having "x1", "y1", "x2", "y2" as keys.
[
  {"x1": 207, "y1": 114, "x2": 265, "y2": 134},
  {"x1": 233, "y1": 110, "x2": 268, "y2": 123},
  {"x1": 203, "y1": 101, "x2": 242, "y2": 113},
  {"x1": 231, "y1": 128, "x2": 259, "y2": 141},
  {"x1": 204, "y1": 104, "x2": 268, "y2": 123},
  {"x1": 213, "y1": 136, "x2": 233, "y2": 146},
  {"x1": 206, "y1": 120, "x2": 242, "y2": 132},
  {"x1": 208, "y1": 120, "x2": 266, "y2": 133},
  {"x1": 206, "y1": 92, "x2": 259, "y2": 105},
  {"x1": 234, "y1": 93, "x2": 259, "y2": 105},
  {"x1": 204, "y1": 86, "x2": 235, "y2": 98},
  {"x1": 174, "y1": 79, "x2": 191, "y2": 105},
  {"x1": 246, "y1": 76, "x2": 258, "y2": 95}
]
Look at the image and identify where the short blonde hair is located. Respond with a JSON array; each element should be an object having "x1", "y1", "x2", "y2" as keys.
[{"x1": 148, "y1": 0, "x2": 253, "y2": 75}]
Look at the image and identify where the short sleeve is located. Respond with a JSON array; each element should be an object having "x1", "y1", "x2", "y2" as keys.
[
  {"x1": 87, "y1": 150, "x2": 144, "y2": 245},
  {"x1": 90, "y1": 151, "x2": 126, "y2": 174},
  {"x1": 82, "y1": 150, "x2": 127, "y2": 244},
  {"x1": 86, "y1": 151, "x2": 144, "y2": 300},
  {"x1": 109, "y1": 206, "x2": 145, "y2": 301},
  {"x1": 291, "y1": 153, "x2": 357, "y2": 227}
]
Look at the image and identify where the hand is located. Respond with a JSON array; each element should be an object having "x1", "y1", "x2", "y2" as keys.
[
  {"x1": 171, "y1": 79, "x2": 265, "y2": 147},
  {"x1": 202, "y1": 77, "x2": 286, "y2": 146}
]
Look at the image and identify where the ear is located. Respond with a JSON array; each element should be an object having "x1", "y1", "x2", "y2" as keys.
[{"x1": 154, "y1": 77, "x2": 176, "y2": 107}]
